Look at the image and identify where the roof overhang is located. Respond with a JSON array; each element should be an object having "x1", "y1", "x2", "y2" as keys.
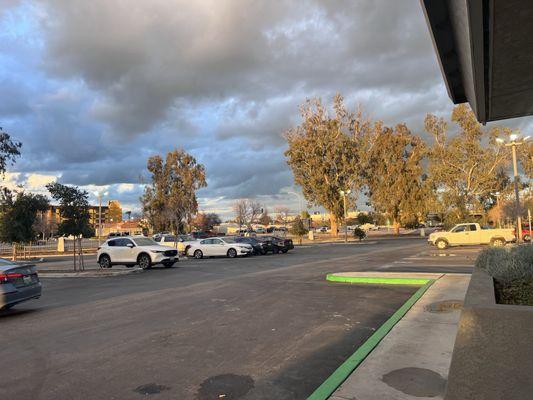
[{"x1": 421, "y1": 0, "x2": 533, "y2": 123}]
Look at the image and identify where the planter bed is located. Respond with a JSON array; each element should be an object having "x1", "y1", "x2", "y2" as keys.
[{"x1": 445, "y1": 267, "x2": 533, "y2": 400}]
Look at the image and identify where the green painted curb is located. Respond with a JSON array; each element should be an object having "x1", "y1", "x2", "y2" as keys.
[
  {"x1": 326, "y1": 273, "x2": 431, "y2": 286},
  {"x1": 307, "y1": 279, "x2": 435, "y2": 400}
]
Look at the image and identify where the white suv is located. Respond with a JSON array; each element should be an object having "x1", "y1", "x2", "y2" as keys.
[{"x1": 97, "y1": 236, "x2": 178, "y2": 270}]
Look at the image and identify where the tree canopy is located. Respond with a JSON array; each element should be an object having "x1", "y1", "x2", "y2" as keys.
[
  {"x1": 233, "y1": 199, "x2": 262, "y2": 228},
  {"x1": 363, "y1": 122, "x2": 429, "y2": 232},
  {"x1": 141, "y1": 149, "x2": 207, "y2": 233},
  {"x1": 0, "y1": 190, "x2": 49, "y2": 243},
  {"x1": 284, "y1": 94, "x2": 370, "y2": 232},
  {"x1": 425, "y1": 104, "x2": 509, "y2": 223},
  {"x1": 0, "y1": 127, "x2": 22, "y2": 176},
  {"x1": 46, "y1": 182, "x2": 93, "y2": 237},
  {"x1": 191, "y1": 212, "x2": 221, "y2": 231}
]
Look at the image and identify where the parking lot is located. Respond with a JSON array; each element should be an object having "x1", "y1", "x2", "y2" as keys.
[{"x1": 0, "y1": 238, "x2": 478, "y2": 399}]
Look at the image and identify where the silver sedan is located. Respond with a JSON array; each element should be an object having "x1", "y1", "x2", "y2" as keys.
[{"x1": 0, "y1": 258, "x2": 41, "y2": 311}]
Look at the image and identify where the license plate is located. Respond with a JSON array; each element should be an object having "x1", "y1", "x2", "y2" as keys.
[{"x1": 23, "y1": 276, "x2": 32, "y2": 284}]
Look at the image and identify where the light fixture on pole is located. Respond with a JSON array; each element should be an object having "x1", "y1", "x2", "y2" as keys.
[
  {"x1": 496, "y1": 134, "x2": 530, "y2": 242},
  {"x1": 287, "y1": 190, "x2": 303, "y2": 214},
  {"x1": 339, "y1": 189, "x2": 351, "y2": 243}
]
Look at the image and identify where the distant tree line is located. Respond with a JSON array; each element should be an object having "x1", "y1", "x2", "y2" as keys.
[{"x1": 284, "y1": 95, "x2": 533, "y2": 234}]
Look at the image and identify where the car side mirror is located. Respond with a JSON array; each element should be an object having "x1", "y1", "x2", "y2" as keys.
[{"x1": 127, "y1": 243, "x2": 134, "y2": 248}]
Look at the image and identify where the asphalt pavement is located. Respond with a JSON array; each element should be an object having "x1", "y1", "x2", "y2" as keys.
[{"x1": 0, "y1": 238, "x2": 478, "y2": 400}]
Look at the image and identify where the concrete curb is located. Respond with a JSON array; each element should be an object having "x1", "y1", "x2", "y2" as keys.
[
  {"x1": 38, "y1": 268, "x2": 143, "y2": 278},
  {"x1": 308, "y1": 272, "x2": 440, "y2": 400}
]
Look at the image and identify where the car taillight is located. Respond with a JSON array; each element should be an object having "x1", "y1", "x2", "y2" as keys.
[{"x1": 0, "y1": 272, "x2": 23, "y2": 283}]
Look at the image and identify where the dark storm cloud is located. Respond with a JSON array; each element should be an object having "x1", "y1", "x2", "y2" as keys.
[
  {"x1": 36, "y1": 0, "x2": 439, "y2": 136},
  {"x1": 6, "y1": 0, "x2": 529, "y2": 213}
]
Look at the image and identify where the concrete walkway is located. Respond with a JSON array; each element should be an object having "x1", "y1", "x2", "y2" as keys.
[{"x1": 330, "y1": 273, "x2": 470, "y2": 400}]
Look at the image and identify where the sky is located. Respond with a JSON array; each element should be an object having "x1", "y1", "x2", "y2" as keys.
[{"x1": 1, "y1": 0, "x2": 532, "y2": 219}]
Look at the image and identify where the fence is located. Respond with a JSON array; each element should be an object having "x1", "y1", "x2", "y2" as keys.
[{"x1": 0, "y1": 239, "x2": 100, "y2": 260}]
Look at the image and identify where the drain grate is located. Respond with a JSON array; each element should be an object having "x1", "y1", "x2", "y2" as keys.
[{"x1": 425, "y1": 300, "x2": 463, "y2": 313}]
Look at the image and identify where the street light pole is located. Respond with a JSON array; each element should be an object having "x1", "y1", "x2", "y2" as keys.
[
  {"x1": 511, "y1": 143, "x2": 522, "y2": 241},
  {"x1": 98, "y1": 193, "x2": 102, "y2": 245},
  {"x1": 94, "y1": 190, "x2": 108, "y2": 245},
  {"x1": 497, "y1": 134, "x2": 530, "y2": 242}
]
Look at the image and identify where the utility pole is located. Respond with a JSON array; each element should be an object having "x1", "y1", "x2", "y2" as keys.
[{"x1": 340, "y1": 189, "x2": 351, "y2": 243}]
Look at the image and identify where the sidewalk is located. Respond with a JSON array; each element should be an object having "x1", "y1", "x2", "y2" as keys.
[{"x1": 327, "y1": 273, "x2": 470, "y2": 400}]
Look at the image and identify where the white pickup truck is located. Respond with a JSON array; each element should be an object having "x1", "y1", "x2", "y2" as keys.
[{"x1": 428, "y1": 223, "x2": 515, "y2": 249}]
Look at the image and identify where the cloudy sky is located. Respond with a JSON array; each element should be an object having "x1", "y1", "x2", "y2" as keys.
[{"x1": 1, "y1": 0, "x2": 532, "y2": 218}]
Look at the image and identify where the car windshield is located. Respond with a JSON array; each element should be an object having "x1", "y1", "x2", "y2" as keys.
[
  {"x1": 222, "y1": 238, "x2": 237, "y2": 243},
  {"x1": 132, "y1": 237, "x2": 158, "y2": 246}
]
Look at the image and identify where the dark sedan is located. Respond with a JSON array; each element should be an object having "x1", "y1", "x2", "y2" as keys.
[
  {"x1": 0, "y1": 259, "x2": 41, "y2": 310},
  {"x1": 234, "y1": 237, "x2": 267, "y2": 255},
  {"x1": 257, "y1": 236, "x2": 294, "y2": 254}
]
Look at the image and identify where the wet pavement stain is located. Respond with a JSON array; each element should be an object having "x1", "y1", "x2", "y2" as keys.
[
  {"x1": 425, "y1": 299, "x2": 463, "y2": 313},
  {"x1": 382, "y1": 367, "x2": 446, "y2": 397},
  {"x1": 196, "y1": 374, "x2": 254, "y2": 399},
  {"x1": 134, "y1": 383, "x2": 171, "y2": 395}
]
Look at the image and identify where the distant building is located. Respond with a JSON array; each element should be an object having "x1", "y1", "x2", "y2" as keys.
[
  {"x1": 100, "y1": 220, "x2": 144, "y2": 237},
  {"x1": 44, "y1": 200, "x2": 122, "y2": 231}
]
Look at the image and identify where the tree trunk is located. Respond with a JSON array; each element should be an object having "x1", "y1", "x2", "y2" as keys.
[
  {"x1": 330, "y1": 215, "x2": 339, "y2": 237},
  {"x1": 392, "y1": 219, "x2": 400, "y2": 235}
]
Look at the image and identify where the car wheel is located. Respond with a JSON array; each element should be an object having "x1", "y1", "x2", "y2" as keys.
[
  {"x1": 138, "y1": 253, "x2": 152, "y2": 270},
  {"x1": 281, "y1": 249, "x2": 288, "y2": 254},
  {"x1": 98, "y1": 254, "x2": 111, "y2": 269},
  {"x1": 491, "y1": 238, "x2": 505, "y2": 247},
  {"x1": 524, "y1": 234, "x2": 531, "y2": 242},
  {"x1": 227, "y1": 248, "x2": 237, "y2": 258},
  {"x1": 260, "y1": 249, "x2": 267, "y2": 255},
  {"x1": 435, "y1": 239, "x2": 448, "y2": 250},
  {"x1": 163, "y1": 261, "x2": 175, "y2": 268},
  {"x1": 194, "y1": 250, "x2": 203, "y2": 259}
]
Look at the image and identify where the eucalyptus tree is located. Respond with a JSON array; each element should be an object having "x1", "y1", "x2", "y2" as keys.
[
  {"x1": 284, "y1": 94, "x2": 371, "y2": 234},
  {"x1": 141, "y1": 149, "x2": 207, "y2": 233}
]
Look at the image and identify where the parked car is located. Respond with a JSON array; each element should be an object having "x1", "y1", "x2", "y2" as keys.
[
  {"x1": 233, "y1": 236, "x2": 267, "y2": 255},
  {"x1": 97, "y1": 236, "x2": 178, "y2": 269},
  {"x1": 360, "y1": 223, "x2": 379, "y2": 231},
  {"x1": 514, "y1": 226, "x2": 532, "y2": 242},
  {"x1": 315, "y1": 226, "x2": 328, "y2": 233},
  {"x1": 0, "y1": 259, "x2": 41, "y2": 310},
  {"x1": 155, "y1": 234, "x2": 195, "y2": 255},
  {"x1": 190, "y1": 231, "x2": 209, "y2": 239},
  {"x1": 428, "y1": 223, "x2": 515, "y2": 249},
  {"x1": 255, "y1": 227, "x2": 267, "y2": 234},
  {"x1": 257, "y1": 236, "x2": 294, "y2": 254},
  {"x1": 186, "y1": 237, "x2": 253, "y2": 259}
]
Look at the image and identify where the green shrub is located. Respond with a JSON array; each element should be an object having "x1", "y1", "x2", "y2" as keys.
[
  {"x1": 352, "y1": 227, "x2": 366, "y2": 241},
  {"x1": 475, "y1": 245, "x2": 533, "y2": 284}
]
